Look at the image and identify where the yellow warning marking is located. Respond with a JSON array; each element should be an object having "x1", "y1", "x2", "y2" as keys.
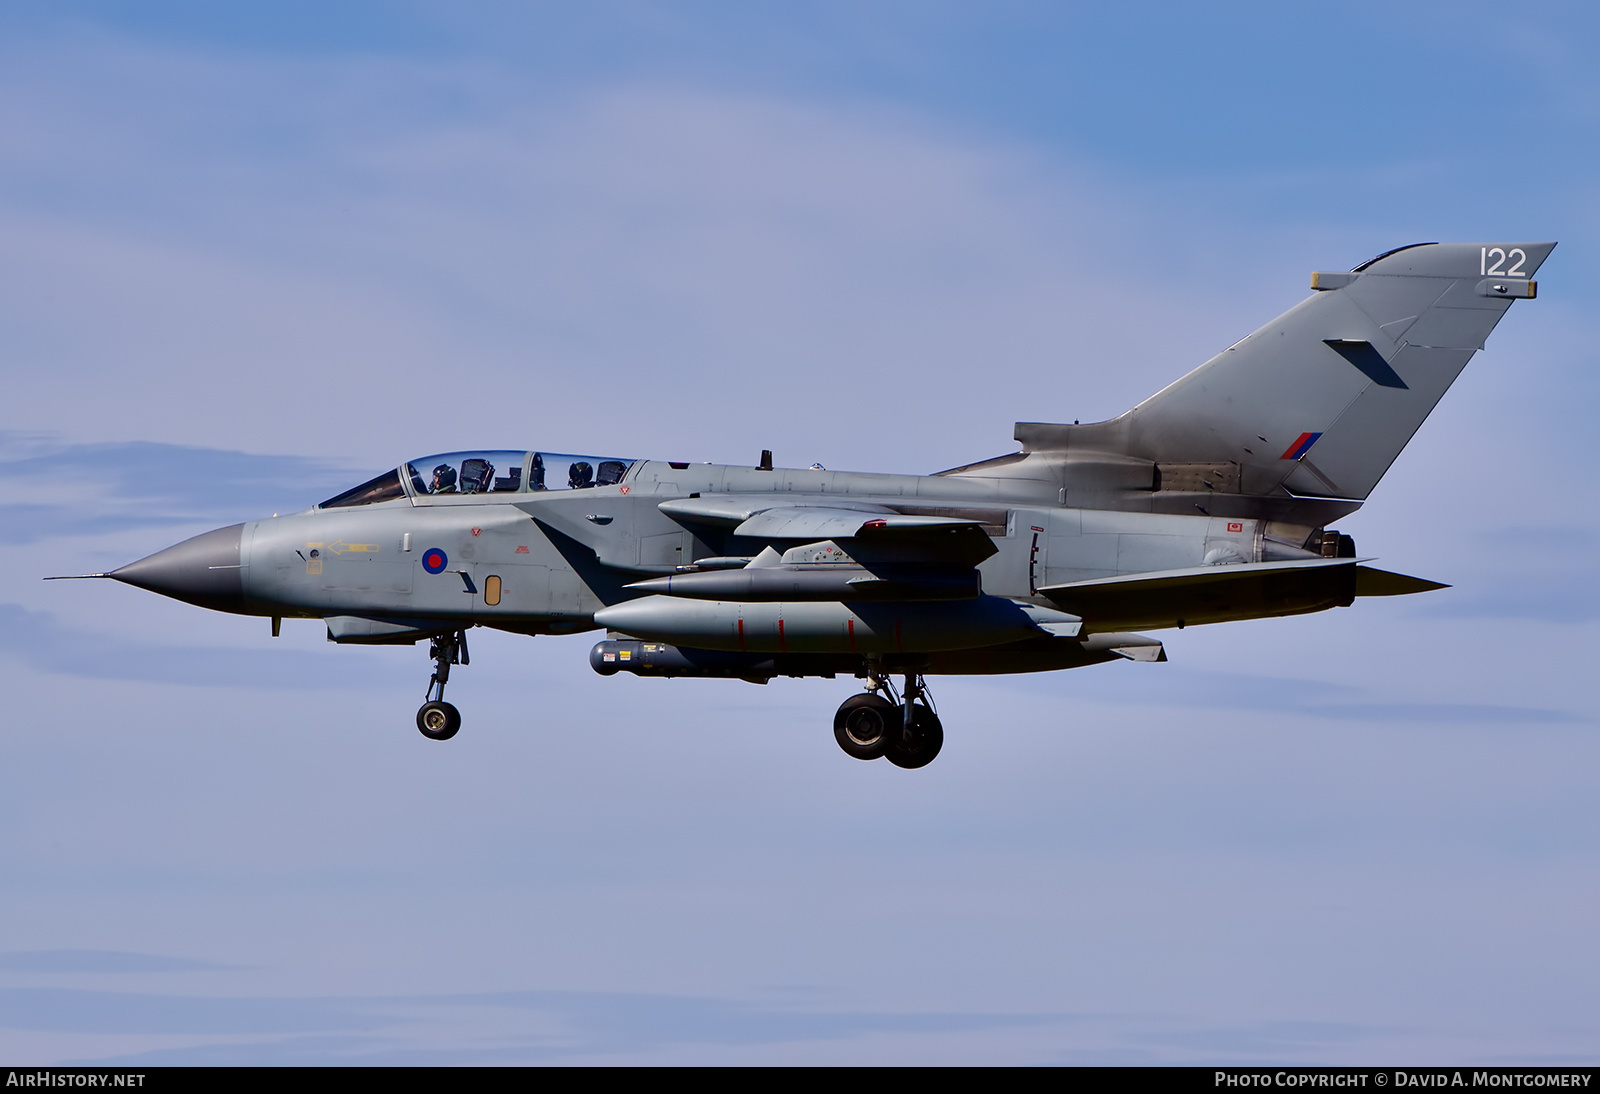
[{"x1": 327, "y1": 541, "x2": 380, "y2": 555}]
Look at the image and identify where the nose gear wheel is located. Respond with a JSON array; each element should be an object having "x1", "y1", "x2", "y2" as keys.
[
  {"x1": 416, "y1": 630, "x2": 470, "y2": 740},
  {"x1": 417, "y1": 700, "x2": 461, "y2": 740}
]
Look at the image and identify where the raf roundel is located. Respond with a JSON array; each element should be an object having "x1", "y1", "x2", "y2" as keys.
[{"x1": 422, "y1": 548, "x2": 448, "y2": 575}]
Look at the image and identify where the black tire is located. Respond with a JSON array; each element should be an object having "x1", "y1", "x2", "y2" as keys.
[
  {"x1": 885, "y1": 704, "x2": 943, "y2": 769},
  {"x1": 833, "y1": 693, "x2": 896, "y2": 760},
  {"x1": 416, "y1": 700, "x2": 461, "y2": 741}
]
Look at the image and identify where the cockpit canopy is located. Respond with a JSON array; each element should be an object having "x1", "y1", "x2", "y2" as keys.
[
  {"x1": 406, "y1": 450, "x2": 531, "y2": 497},
  {"x1": 319, "y1": 450, "x2": 634, "y2": 509}
]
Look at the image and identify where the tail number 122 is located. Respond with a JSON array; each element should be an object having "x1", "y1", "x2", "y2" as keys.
[{"x1": 1481, "y1": 247, "x2": 1527, "y2": 277}]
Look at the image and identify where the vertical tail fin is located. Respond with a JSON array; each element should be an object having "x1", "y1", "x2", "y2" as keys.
[{"x1": 1035, "y1": 242, "x2": 1555, "y2": 501}]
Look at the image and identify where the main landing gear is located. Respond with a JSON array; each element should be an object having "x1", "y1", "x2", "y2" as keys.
[
  {"x1": 417, "y1": 630, "x2": 469, "y2": 741},
  {"x1": 833, "y1": 670, "x2": 944, "y2": 769}
]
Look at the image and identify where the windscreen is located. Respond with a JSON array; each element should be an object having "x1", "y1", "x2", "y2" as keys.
[{"x1": 319, "y1": 468, "x2": 406, "y2": 509}]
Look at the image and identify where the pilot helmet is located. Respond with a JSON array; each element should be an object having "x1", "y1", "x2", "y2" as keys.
[{"x1": 431, "y1": 464, "x2": 458, "y2": 491}]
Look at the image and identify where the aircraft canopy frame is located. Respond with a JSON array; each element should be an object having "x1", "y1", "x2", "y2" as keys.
[{"x1": 319, "y1": 450, "x2": 636, "y2": 509}]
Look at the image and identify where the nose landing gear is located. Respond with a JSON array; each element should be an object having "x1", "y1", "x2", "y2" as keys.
[
  {"x1": 416, "y1": 630, "x2": 469, "y2": 741},
  {"x1": 833, "y1": 670, "x2": 944, "y2": 768}
]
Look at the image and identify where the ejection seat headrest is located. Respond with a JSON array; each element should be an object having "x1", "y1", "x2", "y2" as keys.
[{"x1": 459, "y1": 458, "x2": 493, "y2": 493}]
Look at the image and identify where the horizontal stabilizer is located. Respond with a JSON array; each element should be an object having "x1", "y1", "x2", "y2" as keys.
[
  {"x1": 1038, "y1": 558, "x2": 1361, "y2": 632},
  {"x1": 1353, "y1": 566, "x2": 1449, "y2": 596}
]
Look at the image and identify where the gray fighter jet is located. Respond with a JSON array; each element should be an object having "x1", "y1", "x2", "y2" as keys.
[{"x1": 67, "y1": 242, "x2": 1553, "y2": 767}]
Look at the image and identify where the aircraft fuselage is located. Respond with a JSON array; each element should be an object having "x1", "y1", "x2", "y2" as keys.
[{"x1": 232, "y1": 458, "x2": 1318, "y2": 636}]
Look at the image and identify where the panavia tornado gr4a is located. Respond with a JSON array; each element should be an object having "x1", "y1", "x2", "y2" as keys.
[{"x1": 69, "y1": 242, "x2": 1553, "y2": 768}]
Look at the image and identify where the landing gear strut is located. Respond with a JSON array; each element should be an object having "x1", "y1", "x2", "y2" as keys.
[
  {"x1": 416, "y1": 629, "x2": 469, "y2": 741},
  {"x1": 833, "y1": 668, "x2": 944, "y2": 768}
]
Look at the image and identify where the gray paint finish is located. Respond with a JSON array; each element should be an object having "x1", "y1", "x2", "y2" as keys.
[{"x1": 91, "y1": 242, "x2": 1550, "y2": 763}]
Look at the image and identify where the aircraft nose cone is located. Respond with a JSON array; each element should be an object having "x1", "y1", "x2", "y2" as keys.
[{"x1": 111, "y1": 523, "x2": 247, "y2": 613}]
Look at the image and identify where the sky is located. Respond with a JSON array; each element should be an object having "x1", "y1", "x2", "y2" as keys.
[{"x1": 0, "y1": 1, "x2": 1597, "y2": 1065}]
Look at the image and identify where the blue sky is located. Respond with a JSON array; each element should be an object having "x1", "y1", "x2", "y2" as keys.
[{"x1": 0, "y1": 2, "x2": 1596, "y2": 1064}]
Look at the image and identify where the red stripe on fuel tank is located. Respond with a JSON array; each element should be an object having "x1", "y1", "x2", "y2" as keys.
[
  {"x1": 778, "y1": 617, "x2": 786, "y2": 653},
  {"x1": 737, "y1": 617, "x2": 746, "y2": 651},
  {"x1": 847, "y1": 617, "x2": 857, "y2": 654}
]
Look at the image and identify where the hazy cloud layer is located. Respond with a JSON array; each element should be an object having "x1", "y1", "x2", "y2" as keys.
[
  {"x1": 0, "y1": 951, "x2": 228, "y2": 975},
  {"x1": 0, "y1": 433, "x2": 352, "y2": 544},
  {"x1": 0, "y1": 602, "x2": 403, "y2": 689}
]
